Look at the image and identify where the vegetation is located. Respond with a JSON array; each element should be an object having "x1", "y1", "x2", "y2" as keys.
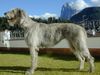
[
  {"x1": 0, "y1": 17, "x2": 8, "y2": 30},
  {"x1": 0, "y1": 16, "x2": 99, "y2": 32},
  {"x1": 0, "y1": 17, "x2": 71, "y2": 31},
  {"x1": 0, "y1": 53, "x2": 100, "y2": 75},
  {"x1": 32, "y1": 17, "x2": 71, "y2": 24},
  {"x1": 0, "y1": 17, "x2": 23, "y2": 31}
]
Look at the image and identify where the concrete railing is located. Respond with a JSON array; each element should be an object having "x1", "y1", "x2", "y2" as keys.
[{"x1": 10, "y1": 31, "x2": 24, "y2": 40}]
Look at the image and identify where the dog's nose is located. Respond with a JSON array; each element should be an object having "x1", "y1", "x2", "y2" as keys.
[{"x1": 4, "y1": 12, "x2": 7, "y2": 15}]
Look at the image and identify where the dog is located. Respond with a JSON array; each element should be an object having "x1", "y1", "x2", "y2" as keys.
[{"x1": 4, "y1": 8, "x2": 95, "y2": 75}]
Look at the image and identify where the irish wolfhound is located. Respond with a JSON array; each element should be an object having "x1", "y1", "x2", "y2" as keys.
[{"x1": 4, "y1": 8, "x2": 95, "y2": 75}]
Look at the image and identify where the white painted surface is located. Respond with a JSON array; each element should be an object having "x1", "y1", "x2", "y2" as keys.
[
  {"x1": 0, "y1": 37, "x2": 100, "y2": 48},
  {"x1": 87, "y1": 37, "x2": 100, "y2": 48},
  {"x1": 54, "y1": 37, "x2": 100, "y2": 48}
]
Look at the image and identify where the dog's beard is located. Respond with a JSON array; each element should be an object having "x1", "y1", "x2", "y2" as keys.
[
  {"x1": 9, "y1": 23, "x2": 14, "y2": 26},
  {"x1": 7, "y1": 20, "x2": 15, "y2": 26}
]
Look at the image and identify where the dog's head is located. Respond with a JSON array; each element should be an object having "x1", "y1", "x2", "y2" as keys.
[{"x1": 4, "y1": 8, "x2": 26, "y2": 26}]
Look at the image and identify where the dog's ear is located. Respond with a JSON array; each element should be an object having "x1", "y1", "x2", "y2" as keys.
[{"x1": 17, "y1": 8, "x2": 26, "y2": 17}]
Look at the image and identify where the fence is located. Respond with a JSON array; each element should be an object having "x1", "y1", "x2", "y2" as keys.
[{"x1": 10, "y1": 31, "x2": 24, "y2": 40}]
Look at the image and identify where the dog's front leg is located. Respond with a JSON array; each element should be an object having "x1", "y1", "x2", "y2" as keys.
[{"x1": 26, "y1": 47, "x2": 38, "y2": 75}]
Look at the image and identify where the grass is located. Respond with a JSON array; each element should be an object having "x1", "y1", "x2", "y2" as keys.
[{"x1": 0, "y1": 53, "x2": 100, "y2": 75}]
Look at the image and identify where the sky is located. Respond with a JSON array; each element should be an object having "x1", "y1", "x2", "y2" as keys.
[{"x1": 0, "y1": 0, "x2": 100, "y2": 18}]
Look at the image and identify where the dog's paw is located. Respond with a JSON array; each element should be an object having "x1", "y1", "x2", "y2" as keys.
[
  {"x1": 88, "y1": 67, "x2": 95, "y2": 73},
  {"x1": 25, "y1": 69, "x2": 34, "y2": 75}
]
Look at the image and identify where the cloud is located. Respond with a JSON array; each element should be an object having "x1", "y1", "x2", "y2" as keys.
[
  {"x1": 91, "y1": 0, "x2": 100, "y2": 6},
  {"x1": 41, "y1": 13, "x2": 57, "y2": 19},
  {"x1": 70, "y1": 0, "x2": 89, "y2": 10},
  {"x1": 29, "y1": 15, "x2": 35, "y2": 18},
  {"x1": 31, "y1": 13, "x2": 58, "y2": 19},
  {"x1": 31, "y1": 15, "x2": 40, "y2": 18}
]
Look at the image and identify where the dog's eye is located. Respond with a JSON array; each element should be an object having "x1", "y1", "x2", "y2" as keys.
[{"x1": 8, "y1": 17, "x2": 14, "y2": 20}]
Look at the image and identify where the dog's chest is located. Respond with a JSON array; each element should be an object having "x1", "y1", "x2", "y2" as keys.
[{"x1": 24, "y1": 29, "x2": 40, "y2": 47}]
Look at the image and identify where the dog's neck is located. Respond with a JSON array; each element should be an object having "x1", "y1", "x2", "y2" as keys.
[{"x1": 20, "y1": 15, "x2": 37, "y2": 29}]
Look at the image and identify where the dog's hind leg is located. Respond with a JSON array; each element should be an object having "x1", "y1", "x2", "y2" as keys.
[
  {"x1": 68, "y1": 40, "x2": 85, "y2": 71},
  {"x1": 79, "y1": 41, "x2": 95, "y2": 72},
  {"x1": 74, "y1": 51, "x2": 85, "y2": 71},
  {"x1": 76, "y1": 35, "x2": 95, "y2": 72},
  {"x1": 26, "y1": 47, "x2": 38, "y2": 75},
  {"x1": 82, "y1": 49, "x2": 95, "y2": 72}
]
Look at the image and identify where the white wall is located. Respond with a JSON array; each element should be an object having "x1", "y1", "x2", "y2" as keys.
[
  {"x1": 0, "y1": 37, "x2": 100, "y2": 48},
  {"x1": 87, "y1": 37, "x2": 100, "y2": 48},
  {"x1": 54, "y1": 37, "x2": 100, "y2": 48}
]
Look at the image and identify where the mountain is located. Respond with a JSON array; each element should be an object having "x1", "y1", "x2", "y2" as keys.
[
  {"x1": 60, "y1": 3, "x2": 78, "y2": 20},
  {"x1": 70, "y1": 7, "x2": 100, "y2": 23}
]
